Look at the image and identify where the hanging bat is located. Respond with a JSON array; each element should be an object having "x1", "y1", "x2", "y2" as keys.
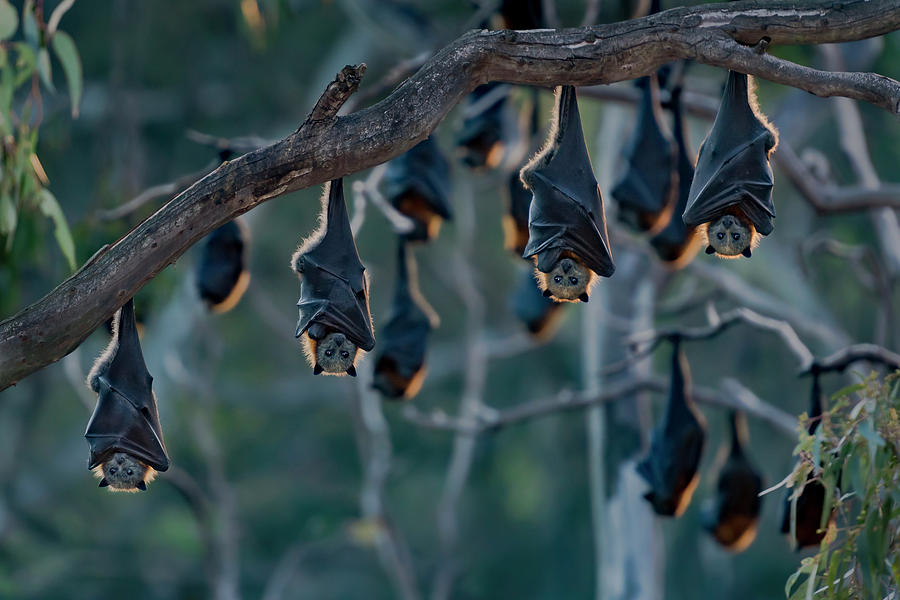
[
  {"x1": 503, "y1": 169, "x2": 533, "y2": 257},
  {"x1": 780, "y1": 373, "x2": 833, "y2": 549},
  {"x1": 493, "y1": 0, "x2": 543, "y2": 29},
  {"x1": 456, "y1": 82, "x2": 512, "y2": 169},
  {"x1": 196, "y1": 218, "x2": 251, "y2": 313},
  {"x1": 372, "y1": 240, "x2": 438, "y2": 400},
  {"x1": 650, "y1": 86, "x2": 701, "y2": 267},
  {"x1": 85, "y1": 298, "x2": 169, "y2": 492},
  {"x1": 702, "y1": 411, "x2": 763, "y2": 552},
  {"x1": 521, "y1": 85, "x2": 615, "y2": 303},
  {"x1": 611, "y1": 74, "x2": 677, "y2": 235},
  {"x1": 683, "y1": 70, "x2": 778, "y2": 259},
  {"x1": 510, "y1": 267, "x2": 564, "y2": 339},
  {"x1": 637, "y1": 338, "x2": 706, "y2": 516},
  {"x1": 292, "y1": 179, "x2": 376, "y2": 376},
  {"x1": 384, "y1": 135, "x2": 453, "y2": 243}
]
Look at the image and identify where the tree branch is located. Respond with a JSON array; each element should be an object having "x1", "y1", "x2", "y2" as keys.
[
  {"x1": 799, "y1": 343, "x2": 900, "y2": 376},
  {"x1": 3, "y1": 0, "x2": 900, "y2": 390}
]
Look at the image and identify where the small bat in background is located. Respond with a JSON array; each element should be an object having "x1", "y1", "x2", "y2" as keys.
[
  {"x1": 612, "y1": 74, "x2": 677, "y2": 235},
  {"x1": 521, "y1": 85, "x2": 615, "y2": 303},
  {"x1": 637, "y1": 338, "x2": 706, "y2": 516},
  {"x1": 649, "y1": 85, "x2": 702, "y2": 268},
  {"x1": 292, "y1": 179, "x2": 376, "y2": 377},
  {"x1": 456, "y1": 82, "x2": 513, "y2": 170},
  {"x1": 683, "y1": 70, "x2": 778, "y2": 259},
  {"x1": 780, "y1": 373, "x2": 833, "y2": 549},
  {"x1": 383, "y1": 135, "x2": 453, "y2": 243},
  {"x1": 702, "y1": 411, "x2": 764, "y2": 552},
  {"x1": 85, "y1": 298, "x2": 169, "y2": 492},
  {"x1": 493, "y1": 0, "x2": 543, "y2": 29},
  {"x1": 196, "y1": 218, "x2": 251, "y2": 313},
  {"x1": 510, "y1": 267, "x2": 564, "y2": 339},
  {"x1": 503, "y1": 169, "x2": 533, "y2": 257},
  {"x1": 372, "y1": 239, "x2": 438, "y2": 400}
]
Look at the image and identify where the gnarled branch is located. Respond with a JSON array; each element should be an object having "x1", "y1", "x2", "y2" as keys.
[{"x1": 3, "y1": 0, "x2": 900, "y2": 390}]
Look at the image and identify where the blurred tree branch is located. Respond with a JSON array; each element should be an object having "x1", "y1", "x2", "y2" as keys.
[{"x1": 4, "y1": 1, "x2": 900, "y2": 390}]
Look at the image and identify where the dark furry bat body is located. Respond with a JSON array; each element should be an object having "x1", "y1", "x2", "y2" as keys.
[
  {"x1": 384, "y1": 136, "x2": 453, "y2": 243},
  {"x1": 196, "y1": 218, "x2": 251, "y2": 313},
  {"x1": 521, "y1": 85, "x2": 615, "y2": 303},
  {"x1": 372, "y1": 240, "x2": 437, "y2": 400},
  {"x1": 456, "y1": 82, "x2": 512, "y2": 169},
  {"x1": 503, "y1": 169, "x2": 533, "y2": 257},
  {"x1": 292, "y1": 179, "x2": 375, "y2": 376},
  {"x1": 703, "y1": 411, "x2": 763, "y2": 552},
  {"x1": 85, "y1": 299, "x2": 169, "y2": 492},
  {"x1": 780, "y1": 373, "x2": 833, "y2": 549},
  {"x1": 494, "y1": 0, "x2": 543, "y2": 29},
  {"x1": 650, "y1": 86, "x2": 701, "y2": 267},
  {"x1": 683, "y1": 71, "x2": 778, "y2": 259},
  {"x1": 637, "y1": 339, "x2": 706, "y2": 516},
  {"x1": 612, "y1": 75, "x2": 677, "y2": 235}
]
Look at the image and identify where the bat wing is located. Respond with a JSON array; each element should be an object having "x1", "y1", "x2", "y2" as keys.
[
  {"x1": 384, "y1": 136, "x2": 453, "y2": 219},
  {"x1": 197, "y1": 219, "x2": 249, "y2": 308},
  {"x1": 294, "y1": 180, "x2": 375, "y2": 351},
  {"x1": 651, "y1": 86, "x2": 696, "y2": 248},
  {"x1": 611, "y1": 76, "x2": 675, "y2": 224},
  {"x1": 522, "y1": 86, "x2": 615, "y2": 278},
  {"x1": 84, "y1": 300, "x2": 169, "y2": 471},
  {"x1": 456, "y1": 82, "x2": 511, "y2": 168},
  {"x1": 683, "y1": 71, "x2": 776, "y2": 235},
  {"x1": 507, "y1": 170, "x2": 532, "y2": 231}
]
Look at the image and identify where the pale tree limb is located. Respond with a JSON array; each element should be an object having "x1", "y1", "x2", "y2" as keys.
[
  {"x1": 798, "y1": 344, "x2": 900, "y2": 376},
  {"x1": 4, "y1": 1, "x2": 900, "y2": 390}
]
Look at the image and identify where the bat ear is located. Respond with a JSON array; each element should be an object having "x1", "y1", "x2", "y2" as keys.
[
  {"x1": 313, "y1": 364, "x2": 324, "y2": 375},
  {"x1": 346, "y1": 365, "x2": 357, "y2": 377},
  {"x1": 136, "y1": 480, "x2": 147, "y2": 491},
  {"x1": 705, "y1": 245, "x2": 716, "y2": 255},
  {"x1": 742, "y1": 247, "x2": 752, "y2": 258},
  {"x1": 542, "y1": 289, "x2": 553, "y2": 298},
  {"x1": 578, "y1": 292, "x2": 589, "y2": 303},
  {"x1": 643, "y1": 491, "x2": 655, "y2": 503},
  {"x1": 98, "y1": 478, "x2": 109, "y2": 488}
]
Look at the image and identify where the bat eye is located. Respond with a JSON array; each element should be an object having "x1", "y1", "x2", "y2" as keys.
[
  {"x1": 340, "y1": 351, "x2": 349, "y2": 359},
  {"x1": 325, "y1": 349, "x2": 334, "y2": 357},
  {"x1": 732, "y1": 233, "x2": 741, "y2": 241},
  {"x1": 716, "y1": 232, "x2": 725, "y2": 240},
  {"x1": 109, "y1": 467, "x2": 117, "y2": 474},
  {"x1": 126, "y1": 469, "x2": 133, "y2": 476},
  {"x1": 569, "y1": 277, "x2": 578, "y2": 285},
  {"x1": 553, "y1": 275, "x2": 563, "y2": 284}
]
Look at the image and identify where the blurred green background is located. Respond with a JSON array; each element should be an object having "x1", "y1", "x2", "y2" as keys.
[{"x1": 1, "y1": 1, "x2": 899, "y2": 598}]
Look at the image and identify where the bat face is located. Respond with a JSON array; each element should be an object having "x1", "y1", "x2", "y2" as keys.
[
  {"x1": 94, "y1": 452, "x2": 156, "y2": 492},
  {"x1": 701, "y1": 211, "x2": 756, "y2": 258},
  {"x1": 305, "y1": 332, "x2": 359, "y2": 376},
  {"x1": 535, "y1": 256, "x2": 593, "y2": 302}
]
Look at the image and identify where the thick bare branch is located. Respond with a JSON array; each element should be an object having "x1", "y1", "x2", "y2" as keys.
[
  {"x1": 799, "y1": 343, "x2": 900, "y2": 376},
  {"x1": 3, "y1": 0, "x2": 900, "y2": 390}
]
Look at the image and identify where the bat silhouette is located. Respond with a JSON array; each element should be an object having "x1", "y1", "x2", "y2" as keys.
[
  {"x1": 456, "y1": 82, "x2": 512, "y2": 169},
  {"x1": 384, "y1": 135, "x2": 453, "y2": 243},
  {"x1": 196, "y1": 218, "x2": 251, "y2": 313}
]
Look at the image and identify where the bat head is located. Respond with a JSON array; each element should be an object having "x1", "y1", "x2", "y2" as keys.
[
  {"x1": 94, "y1": 452, "x2": 156, "y2": 492},
  {"x1": 306, "y1": 331, "x2": 360, "y2": 376},
  {"x1": 534, "y1": 255, "x2": 594, "y2": 303},
  {"x1": 700, "y1": 210, "x2": 758, "y2": 259}
]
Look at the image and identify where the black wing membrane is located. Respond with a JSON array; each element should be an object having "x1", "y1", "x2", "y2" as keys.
[
  {"x1": 683, "y1": 70, "x2": 777, "y2": 235},
  {"x1": 612, "y1": 75, "x2": 677, "y2": 234},
  {"x1": 703, "y1": 411, "x2": 763, "y2": 552},
  {"x1": 650, "y1": 86, "x2": 699, "y2": 264},
  {"x1": 637, "y1": 339, "x2": 706, "y2": 516},
  {"x1": 372, "y1": 240, "x2": 435, "y2": 399},
  {"x1": 456, "y1": 82, "x2": 512, "y2": 169},
  {"x1": 496, "y1": 0, "x2": 543, "y2": 29},
  {"x1": 384, "y1": 135, "x2": 453, "y2": 240},
  {"x1": 522, "y1": 85, "x2": 615, "y2": 278},
  {"x1": 780, "y1": 373, "x2": 831, "y2": 548},
  {"x1": 85, "y1": 299, "x2": 169, "y2": 472},
  {"x1": 295, "y1": 179, "x2": 376, "y2": 352},
  {"x1": 196, "y1": 219, "x2": 250, "y2": 313}
]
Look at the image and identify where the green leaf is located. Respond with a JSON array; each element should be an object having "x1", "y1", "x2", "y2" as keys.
[
  {"x1": 37, "y1": 188, "x2": 75, "y2": 271},
  {"x1": 0, "y1": 193, "x2": 16, "y2": 239},
  {"x1": 36, "y1": 47, "x2": 53, "y2": 92},
  {"x1": 22, "y1": 0, "x2": 37, "y2": 48},
  {"x1": 51, "y1": 31, "x2": 80, "y2": 117},
  {"x1": 0, "y1": 1, "x2": 17, "y2": 40},
  {"x1": 13, "y1": 42, "x2": 36, "y2": 89}
]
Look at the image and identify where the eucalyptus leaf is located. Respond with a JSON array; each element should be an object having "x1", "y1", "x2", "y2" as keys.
[
  {"x1": 37, "y1": 188, "x2": 75, "y2": 271},
  {"x1": 0, "y1": 1, "x2": 17, "y2": 41},
  {"x1": 22, "y1": 0, "x2": 37, "y2": 48},
  {"x1": 37, "y1": 48, "x2": 54, "y2": 92},
  {"x1": 51, "y1": 31, "x2": 81, "y2": 117}
]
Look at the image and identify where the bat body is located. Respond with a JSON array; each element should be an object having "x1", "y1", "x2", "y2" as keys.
[
  {"x1": 703, "y1": 411, "x2": 763, "y2": 552},
  {"x1": 292, "y1": 179, "x2": 375, "y2": 376},
  {"x1": 521, "y1": 85, "x2": 615, "y2": 303},
  {"x1": 456, "y1": 82, "x2": 512, "y2": 169},
  {"x1": 637, "y1": 340, "x2": 706, "y2": 516},
  {"x1": 384, "y1": 136, "x2": 453, "y2": 243},
  {"x1": 372, "y1": 240, "x2": 437, "y2": 400},
  {"x1": 494, "y1": 0, "x2": 543, "y2": 29},
  {"x1": 196, "y1": 218, "x2": 251, "y2": 313},
  {"x1": 650, "y1": 86, "x2": 701, "y2": 267},
  {"x1": 683, "y1": 71, "x2": 777, "y2": 259},
  {"x1": 780, "y1": 374, "x2": 833, "y2": 548},
  {"x1": 503, "y1": 170, "x2": 533, "y2": 257},
  {"x1": 612, "y1": 75, "x2": 677, "y2": 235},
  {"x1": 85, "y1": 299, "x2": 169, "y2": 492}
]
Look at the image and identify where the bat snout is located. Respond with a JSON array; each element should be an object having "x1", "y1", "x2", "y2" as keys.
[{"x1": 560, "y1": 258, "x2": 574, "y2": 273}]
